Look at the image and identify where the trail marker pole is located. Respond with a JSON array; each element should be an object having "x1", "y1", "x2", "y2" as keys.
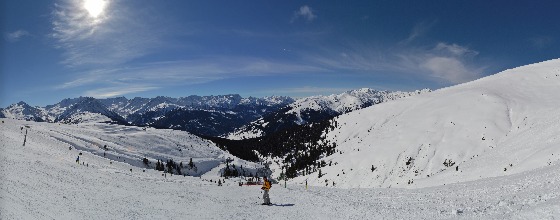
[{"x1": 23, "y1": 129, "x2": 28, "y2": 146}]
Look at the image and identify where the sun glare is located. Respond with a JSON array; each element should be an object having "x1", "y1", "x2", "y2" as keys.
[{"x1": 83, "y1": 0, "x2": 107, "y2": 18}]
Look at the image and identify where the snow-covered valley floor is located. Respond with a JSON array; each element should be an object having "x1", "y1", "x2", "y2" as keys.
[{"x1": 1, "y1": 119, "x2": 559, "y2": 219}]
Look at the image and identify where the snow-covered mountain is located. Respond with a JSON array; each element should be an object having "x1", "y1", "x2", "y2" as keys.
[
  {"x1": 289, "y1": 88, "x2": 431, "y2": 115},
  {"x1": 99, "y1": 95, "x2": 295, "y2": 118},
  {"x1": 227, "y1": 88, "x2": 430, "y2": 139},
  {"x1": 4, "y1": 90, "x2": 439, "y2": 138},
  {"x1": 1, "y1": 101, "x2": 49, "y2": 122},
  {"x1": 288, "y1": 59, "x2": 560, "y2": 189},
  {"x1": 1, "y1": 95, "x2": 295, "y2": 135},
  {"x1": 55, "y1": 97, "x2": 128, "y2": 124},
  {"x1": 123, "y1": 95, "x2": 295, "y2": 136}
]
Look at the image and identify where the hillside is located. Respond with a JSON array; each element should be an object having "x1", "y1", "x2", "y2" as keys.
[
  {"x1": 291, "y1": 59, "x2": 560, "y2": 189},
  {"x1": 1, "y1": 118, "x2": 559, "y2": 219},
  {"x1": 0, "y1": 119, "x2": 262, "y2": 178}
]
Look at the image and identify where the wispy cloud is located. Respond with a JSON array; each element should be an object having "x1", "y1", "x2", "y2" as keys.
[
  {"x1": 260, "y1": 86, "x2": 351, "y2": 97},
  {"x1": 301, "y1": 42, "x2": 486, "y2": 84},
  {"x1": 5, "y1": 30, "x2": 30, "y2": 42},
  {"x1": 528, "y1": 36, "x2": 554, "y2": 49},
  {"x1": 418, "y1": 42, "x2": 484, "y2": 83},
  {"x1": 291, "y1": 5, "x2": 317, "y2": 23},
  {"x1": 56, "y1": 56, "x2": 327, "y2": 98},
  {"x1": 400, "y1": 20, "x2": 437, "y2": 45},
  {"x1": 434, "y1": 42, "x2": 479, "y2": 57},
  {"x1": 266, "y1": 86, "x2": 349, "y2": 94},
  {"x1": 419, "y1": 57, "x2": 475, "y2": 83},
  {"x1": 84, "y1": 85, "x2": 159, "y2": 98}
]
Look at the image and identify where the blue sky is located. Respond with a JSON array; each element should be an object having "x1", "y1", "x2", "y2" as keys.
[{"x1": 1, "y1": 0, "x2": 559, "y2": 107}]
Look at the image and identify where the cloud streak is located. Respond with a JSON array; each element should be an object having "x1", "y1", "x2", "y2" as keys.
[
  {"x1": 420, "y1": 57, "x2": 473, "y2": 83},
  {"x1": 400, "y1": 20, "x2": 437, "y2": 45},
  {"x1": 84, "y1": 85, "x2": 159, "y2": 98},
  {"x1": 301, "y1": 42, "x2": 486, "y2": 85},
  {"x1": 528, "y1": 36, "x2": 554, "y2": 49},
  {"x1": 291, "y1": 5, "x2": 317, "y2": 23},
  {"x1": 434, "y1": 43, "x2": 478, "y2": 57},
  {"x1": 56, "y1": 56, "x2": 327, "y2": 98},
  {"x1": 5, "y1": 30, "x2": 30, "y2": 42},
  {"x1": 260, "y1": 86, "x2": 350, "y2": 97}
]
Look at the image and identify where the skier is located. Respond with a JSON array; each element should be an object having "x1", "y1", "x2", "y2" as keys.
[
  {"x1": 76, "y1": 155, "x2": 80, "y2": 164},
  {"x1": 261, "y1": 176, "x2": 272, "y2": 205}
]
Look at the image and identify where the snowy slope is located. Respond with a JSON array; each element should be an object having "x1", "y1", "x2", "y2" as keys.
[
  {"x1": 0, "y1": 119, "x2": 262, "y2": 178},
  {"x1": 291, "y1": 59, "x2": 560, "y2": 189},
  {"x1": 1, "y1": 118, "x2": 559, "y2": 219}
]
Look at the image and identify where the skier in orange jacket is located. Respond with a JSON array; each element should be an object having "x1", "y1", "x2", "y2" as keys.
[{"x1": 261, "y1": 176, "x2": 272, "y2": 205}]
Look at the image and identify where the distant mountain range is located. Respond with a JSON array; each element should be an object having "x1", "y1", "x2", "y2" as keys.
[{"x1": 1, "y1": 89, "x2": 428, "y2": 137}]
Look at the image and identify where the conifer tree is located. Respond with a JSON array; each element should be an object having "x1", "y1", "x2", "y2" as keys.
[
  {"x1": 188, "y1": 158, "x2": 194, "y2": 169},
  {"x1": 143, "y1": 157, "x2": 149, "y2": 166}
]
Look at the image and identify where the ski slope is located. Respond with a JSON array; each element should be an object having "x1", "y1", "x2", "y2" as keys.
[
  {"x1": 1, "y1": 118, "x2": 559, "y2": 219},
  {"x1": 0, "y1": 117, "x2": 262, "y2": 177},
  {"x1": 291, "y1": 59, "x2": 560, "y2": 189}
]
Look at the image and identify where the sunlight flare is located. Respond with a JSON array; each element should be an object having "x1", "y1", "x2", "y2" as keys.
[{"x1": 83, "y1": 0, "x2": 107, "y2": 18}]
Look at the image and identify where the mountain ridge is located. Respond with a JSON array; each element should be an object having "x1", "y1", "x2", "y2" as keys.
[{"x1": 1, "y1": 89, "x2": 423, "y2": 137}]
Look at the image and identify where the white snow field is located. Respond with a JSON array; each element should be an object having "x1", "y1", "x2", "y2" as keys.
[{"x1": 0, "y1": 119, "x2": 559, "y2": 219}]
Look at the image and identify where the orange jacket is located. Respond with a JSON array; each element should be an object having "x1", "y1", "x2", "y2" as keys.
[{"x1": 261, "y1": 179, "x2": 271, "y2": 190}]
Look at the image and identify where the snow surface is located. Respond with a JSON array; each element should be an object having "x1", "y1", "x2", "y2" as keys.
[
  {"x1": 1, "y1": 118, "x2": 559, "y2": 219},
  {"x1": 0, "y1": 118, "x2": 261, "y2": 178},
  {"x1": 289, "y1": 59, "x2": 560, "y2": 190},
  {"x1": 225, "y1": 118, "x2": 266, "y2": 140}
]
